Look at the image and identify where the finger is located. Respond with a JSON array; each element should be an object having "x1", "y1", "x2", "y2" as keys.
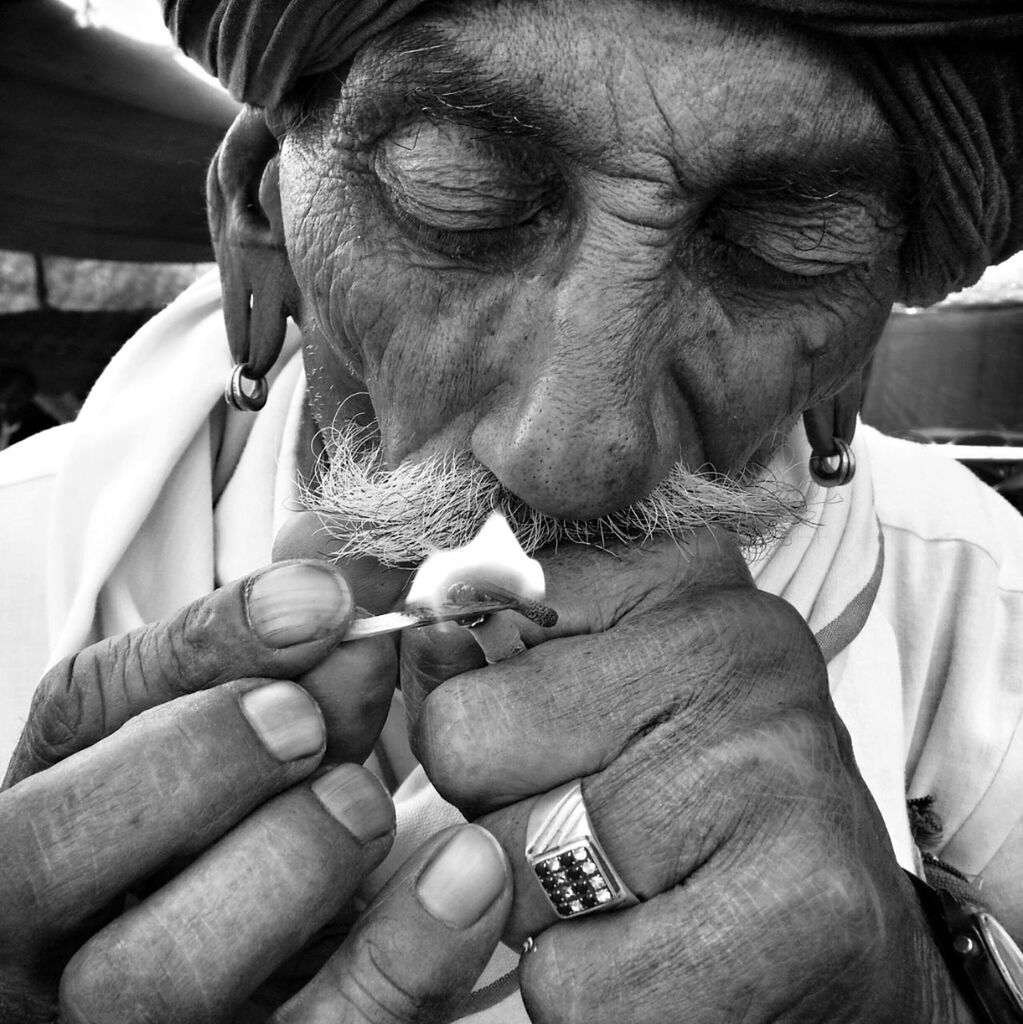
[
  {"x1": 272, "y1": 513, "x2": 406, "y2": 762},
  {"x1": 60, "y1": 764, "x2": 395, "y2": 1024},
  {"x1": 476, "y1": 684, "x2": 842, "y2": 943},
  {"x1": 297, "y1": 638, "x2": 397, "y2": 763},
  {"x1": 425, "y1": 591, "x2": 831, "y2": 942},
  {"x1": 399, "y1": 620, "x2": 487, "y2": 733},
  {"x1": 273, "y1": 511, "x2": 413, "y2": 614},
  {"x1": 415, "y1": 584, "x2": 801, "y2": 813},
  {"x1": 519, "y1": 877, "x2": 741, "y2": 1024},
  {"x1": 271, "y1": 824, "x2": 512, "y2": 1024},
  {"x1": 2, "y1": 679, "x2": 325, "y2": 943},
  {"x1": 517, "y1": 828, "x2": 903, "y2": 1024},
  {"x1": 400, "y1": 529, "x2": 751, "y2": 735},
  {"x1": 6, "y1": 560, "x2": 354, "y2": 783}
]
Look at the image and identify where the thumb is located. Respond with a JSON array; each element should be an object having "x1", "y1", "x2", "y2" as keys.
[
  {"x1": 6, "y1": 559, "x2": 354, "y2": 784},
  {"x1": 272, "y1": 824, "x2": 513, "y2": 1023}
]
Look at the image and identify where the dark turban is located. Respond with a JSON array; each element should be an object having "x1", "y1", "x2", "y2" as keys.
[{"x1": 164, "y1": 0, "x2": 1023, "y2": 305}]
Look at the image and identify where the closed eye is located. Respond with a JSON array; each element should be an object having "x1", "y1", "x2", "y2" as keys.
[
  {"x1": 375, "y1": 120, "x2": 562, "y2": 257},
  {"x1": 382, "y1": 171, "x2": 559, "y2": 232},
  {"x1": 704, "y1": 187, "x2": 887, "y2": 282}
]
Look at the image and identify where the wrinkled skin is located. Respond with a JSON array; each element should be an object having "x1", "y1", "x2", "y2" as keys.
[
  {"x1": 0, "y1": 555, "x2": 512, "y2": 1024},
  {"x1": 282, "y1": 0, "x2": 906, "y2": 517},
  {"x1": 401, "y1": 533, "x2": 979, "y2": 1022},
  {"x1": 0, "y1": 0, "x2": 992, "y2": 1021},
  {"x1": 275, "y1": 0, "x2": 975, "y2": 1020}
]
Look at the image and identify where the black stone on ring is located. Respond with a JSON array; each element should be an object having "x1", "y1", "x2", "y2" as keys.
[{"x1": 525, "y1": 781, "x2": 638, "y2": 919}]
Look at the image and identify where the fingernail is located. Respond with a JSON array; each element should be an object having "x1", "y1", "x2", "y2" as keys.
[
  {"x1": 241, "y1": 681, "x2": 325, "y2": 761},
  {"x1": 312, "y1": 764, "x2": 395, "y2": 843},
  {"x1": 247, "y1": 563, "x2": 351, "y2": 648},
  {"x1": 416, "y1": 826, "x2": 508, "y2": 929}
]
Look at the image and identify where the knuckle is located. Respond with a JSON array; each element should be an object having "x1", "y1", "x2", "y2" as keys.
[
  {"x1": 59, "y1": 944, "x2": 118, "y2": 1024},
  {"x1": 13, "y1": 653, "x2": 94, "y2": 775},
  {"x1": 785, "y1": 856, "x2": 886, "y2": 968},
  {"x1": 702, "y1": 586, "x2": 822, "y2": 668},
  {"x1": 814, "y1": 861, "x2": 882, "y2": 933},
  {"x1": 121, "y1": 597, "x2": 230, "y2": 703},
  {"x1": 102, "y1": 623, "x2": 180, "y2": 711},
  {"x1": 724, "y1": 705, "x2": 834, "y2": 790},
  {"x1": 61, "y1": 920, "x2": 210, "y2": 1024},
  {"x1": 336, "y1": 934, "x2": 448, "y2": 1024},
  {"x1": 751, "y1": 592, "x2": 825, "y2": 667},
  {"x1": 682, "y1": 705, "x2": 839, "y2": 857},
  {"x1": 175, "y1": 597, "x2": 219, "y2": 655},
  {"x1": 5, "y1": 601, "x2": 229, "y2": 784},
  {"x1": 415, "y1": 684, "x2": 512, "y2": 811},
  {"x1": 158, "y1": 601, "x2": 219, "y2": 693}
]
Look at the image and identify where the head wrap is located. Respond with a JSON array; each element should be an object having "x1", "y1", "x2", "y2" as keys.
[{"x1": 163, "y1": 0, "x2": 1023, "y2": 305}]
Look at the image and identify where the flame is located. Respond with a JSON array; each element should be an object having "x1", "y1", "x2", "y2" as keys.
[{"x1": 405, "y1": 512, "x2": 546, "y2": 613}]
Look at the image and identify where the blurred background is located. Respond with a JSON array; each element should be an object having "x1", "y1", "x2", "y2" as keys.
[
  {"x1": 1, "y1": 0, "x2": 1021, "y2": 509},
  {"x1": 0, "y1": 0, "x2": 234, "y2": 441}
]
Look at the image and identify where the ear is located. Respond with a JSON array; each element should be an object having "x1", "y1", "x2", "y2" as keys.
[
  {"x1": 802, "y1": 372, "x2": 863, "y2": 457},
  {"x1": 207, "y1": 106, "x2": 300, "y2": 379}
]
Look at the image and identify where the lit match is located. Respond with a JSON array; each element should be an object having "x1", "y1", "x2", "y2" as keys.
[{"x1": 342, "y1": 513, "x2": 558, "y2": 643}]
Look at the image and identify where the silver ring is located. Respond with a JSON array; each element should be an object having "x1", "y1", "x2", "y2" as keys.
[
  {"x1": 808, "y1": 436, "x2": 855, "y2": 488},
  {"x1": 225, "y1": 364, "x2": 268, "y2": 412},
  {"x1": 525, "y1": 780, "x2": 638, "y2": 919}
]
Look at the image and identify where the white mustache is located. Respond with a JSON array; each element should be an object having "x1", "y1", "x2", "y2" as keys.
[{"x1": 301, "y1": 421, "x2": 805, "y2": 567}]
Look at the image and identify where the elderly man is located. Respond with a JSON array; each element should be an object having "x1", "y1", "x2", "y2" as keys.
[{"x1": 2, "y1": 1, "x2": 1023, "y2": 1021}]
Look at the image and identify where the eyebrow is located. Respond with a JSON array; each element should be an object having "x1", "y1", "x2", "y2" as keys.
[
  {"x1": 724, "y1": 152, "x2": 905, "y2": 205},
  {"x1": 361, "y1": 24, "x2": 906, "y2": 200},
  {"x1": 357, "y1": 28, "x2": 559, "y2": 139}
]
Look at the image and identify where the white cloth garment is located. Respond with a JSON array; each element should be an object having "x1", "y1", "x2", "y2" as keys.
[{"x1": 3, "y1": 273, "x2": 1023, "y2": 1021}]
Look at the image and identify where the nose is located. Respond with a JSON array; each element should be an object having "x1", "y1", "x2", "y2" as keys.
[{"x1": 470, "y1": 268, "x2": 692, "y2": 520}]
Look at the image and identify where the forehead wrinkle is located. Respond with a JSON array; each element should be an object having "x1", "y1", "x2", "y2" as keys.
[
  {"x1": 623, "y1": 40, "x2": 900, "y2": 198},
  {"x1": 351, "y1": 22, "x2": 561, "y2": 142},
  {"x1": 360, "y1": 10, "x2": 896, "y2": 201},
  {"x1": 338, "y1": 0, "x2": 905, "y2": 231}
]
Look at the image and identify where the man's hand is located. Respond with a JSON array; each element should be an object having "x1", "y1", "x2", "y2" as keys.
[
  {"x1": 1, "y1": 559, "x2": 510, "y2": 1023},
  {"x1": 6, "y1": 560, "x2": 395, "y2": 785},
  {"x1": 402, "y1": 531, "x2": 978, "y2": 1023}
]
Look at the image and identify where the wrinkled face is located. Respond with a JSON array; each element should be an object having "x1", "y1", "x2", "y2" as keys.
[{"x1": 279, "y1": 0, "x2": 906, "y2": 520}]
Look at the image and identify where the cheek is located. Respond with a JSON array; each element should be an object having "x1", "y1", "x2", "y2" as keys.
[
  {"x1": 280, "y1": 135, "x2": 901, "y2": 478},
  {"x1": 281, "y1": 142, "x2": 521, "y2": 457},
  {"x1": 281, "y1": 159, "x2": 382, "y2": 372},
  {"x1": 370, "y1": 278, "x2": 515, "y2": 453},
  {"x1": 693, "y1": 273, "x2": 897, "y2": 471},
  {"x1": 791, "y1": 265, "x2": 899, "y2": 404}
]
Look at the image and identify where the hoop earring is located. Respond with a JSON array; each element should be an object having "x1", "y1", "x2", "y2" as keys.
[
  {"x1": 225, "y1": 363, "x2": 269, "y2": 412},
  {"x1": 209, "y1": 108, "x2": 298, "y2": 414},
  {"x1": 803, "y1": 375, "x2": 861, "y2": 488},
  {"x1": 808, "y1": 437, "x2": 856, "y2": 487}
]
